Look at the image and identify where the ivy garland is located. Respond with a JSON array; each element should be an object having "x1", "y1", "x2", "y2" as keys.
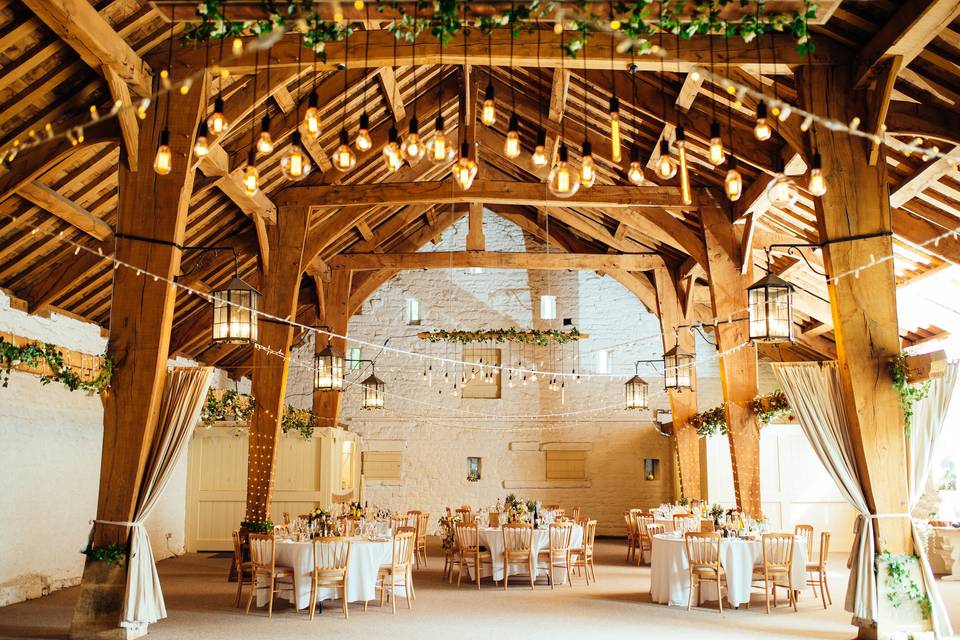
[
  {"x1": 890, "y1": 352, "x2": 931, "y2": 438},
  {"x1": 0, "y1": 337, "x2": 113, "y2": 393},
  {"x1": 201, "y1": 388, "x2": 322, "y2": 440},
  {"x1": 183, "y1": 0, "x2": 818, "y2": 59},
  {"x1": 879, "y1": 552, "x2": 932, "y2": 620},
  {"x1": 240, "y1": 519, "x2": 275, "y2": 533},
  {"x1": 689, "y1": 389, "x2": 791, "y2": 437},
  {"x1": 421, "y1": 327, "x2": 582, "y2": 346},
  {"x1": 81, "y1": 542, "x2": 128, "y2": 566}
]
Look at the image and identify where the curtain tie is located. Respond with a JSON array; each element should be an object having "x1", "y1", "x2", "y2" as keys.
[
  {"x1": 90, "y1": 519, "x2": 145, "y2": 528},
  {"x1": 865, "y1": 513, "x2": 912, "y2": 519}
]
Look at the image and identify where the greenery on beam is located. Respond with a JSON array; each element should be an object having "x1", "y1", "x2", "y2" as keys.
[
  {"x1": 182, "y1": 0, "x2": 818, "y2": 58},
  {"x1": 81, "y1": 542, "x2": 128, "y2": 566},
  {"x1": 689, "y1": 389, "x2": 792, "y2": 437},
  {"x1": 879, "y1": 551, "x2": 932, "y2": 620},
  {"x1": 889, "y1": 352, "x2": 931, "y2": 437},
  {"x1": 420, "y1": 327, "x2": 582, "y2": 346},
  {"x1": 201, "y1": 388, "x2": 323, "y2": 440},
  {"x1": 0, "y1": 337, "x2": 112, "y2": 393}
]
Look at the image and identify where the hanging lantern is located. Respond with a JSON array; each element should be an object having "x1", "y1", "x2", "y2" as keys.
[
  {"x1": 662, "y1": 345, "x2": 694, "y2": 390},
  {"x1": 747, "y1": 272, "x2": 794, "y2": 343},
  {"x1": 625, "y1": 375, "x2": 649, "y2": 410},
  {"x1": 211, "y1": 277, "x2": 261, "y2": 344},
  {"x1": 361, "y1": 373, "x2": 385, "y2": 409},
  {"x1": 314, "y1": 344, "x2": 345, "y2": 391}
]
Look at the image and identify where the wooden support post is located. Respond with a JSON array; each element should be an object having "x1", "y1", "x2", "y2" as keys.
[
  {"x1": 653, "y1": 269, "x2": 703, "y2": 500},
  {"x1": 798, "y1": 65, "x2": 913, "y2": 568},
  {"x1": 467, "y1": 202, "x2": 485, "y2": 251},
  {"x1": 244, "y1": 205, "x2": 310, "y2": 522},
  {"x1": 71, "y1": 74, "x2": 207, "y2": 640},
  {"x1": 700, "y1": 200, "x2": 762, "y2": 517},
  {"x1": 313, "y1": 267, "x2": 352, "y2": 426}
]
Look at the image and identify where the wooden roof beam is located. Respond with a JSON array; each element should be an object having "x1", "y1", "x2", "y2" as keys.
[
  {"x1": 853, "y1": 0, "x2": 960, "y2": 88},
  {"x1": 16, "y1": 181, "x2": 112, "y2": 241},
  {"x1": 377, "y1": 67, "x2": 406, "y2": 122},
  {"x1": 279, "y1": 180, "x2": 693, "y2": 210},
  {"x1": 21, "y1": 0, "x2": 152, "y2": 95},
  {"x1": 647, "y1": 73, "x2": 702, "y2": 171},
  {"x1": 889, "y1": 147, "x2": 960, "y2": 209},
  {"x1": 548, "y1": 69, "x2": 570, "y2": 122},
  {"x1": 332, "y1": 251, "x2": 664, "y2": 272}
]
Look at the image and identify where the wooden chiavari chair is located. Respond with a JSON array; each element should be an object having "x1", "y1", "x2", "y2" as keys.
[
  {"x1": 487, "y1": 511, "x2": 501, "y2": 528},
  {"x1": 502, "y1": 523, "x2": 535, "y2": 590},
  {"x1": 569, "y1": 519, "x2": 597, "y2": 585},
  {"x1": 338, "y1": 516, "x2": 360, "y2": 537},
  {"x1": 537, "y1": 522, "x2": 574, "y2": 589},
  {"x1": 571, "y1": 506, "x2": 581, "y2": 521},
  {"x1": 673, "y1": 513, "x2": 698, "y2": 532},
  {"x1": 455, "y1": 522, "x2": 495, "y2": 589},
  {"x1": 389, "y1": 513, "x2": 411, "y2": 531},
  {"x1": 624, "y1": 511, "x2": 639, "y2": 563},
  {"x1": 245, "y1": 534, "x2": 295, "y2": 617},
  {"x1": 411, "y1": 511, "x2": 430, "y2": 569},
  {"x1": 751, "y1": 533, "x2": 798, "y2": 613},
  {"x1": 309, "y1": 537, "x2": 351, "y2": 620},
  {"x1": 806, "y1": 531, "x2": 832, "y2": 608},
  {"x1": 232, "y1": 530, "x2": 254, "y2": 607},
  {"x1": 684, "y1": 532, "x2": 725, "y2": 613},
  {"x1": 634, "y1": 514, "x2": 654, "y2": 566},
  {"x1": 794, "y1": 524, "x2": 815, "y2": 558},
  {"x1": 375, "y1": 528, "x2": 415, "y2": 613},
  {"x1": 455, "y1": 507, "x2": 473, "y2": 525}
]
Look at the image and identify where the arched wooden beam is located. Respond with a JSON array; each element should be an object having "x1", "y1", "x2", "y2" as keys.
[{"x1": 886, "y1": 101, "x2": 960, "y2": 146}]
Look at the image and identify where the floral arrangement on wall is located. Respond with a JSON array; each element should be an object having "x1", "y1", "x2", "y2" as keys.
[{"x1": 421, "y1": 327, "x2": 582, "y2": 346}]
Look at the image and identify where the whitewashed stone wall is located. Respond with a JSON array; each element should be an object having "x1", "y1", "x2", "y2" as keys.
[
  {"x1": 286, "y1": 211, "x2": 779, "y2": 535},
  {"x1": 0, "y1": 291, "x2": 191, "y2": 606}
]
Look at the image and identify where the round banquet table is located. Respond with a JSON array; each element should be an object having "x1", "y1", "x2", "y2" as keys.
[
  {"x1": 649, "y1": 532, "x2": 808, "y2": 607},
  {"x1": 467, "y1": 525, "x2": 584, "y2": 583},
  {"x1": 256, "y1": 537, "x2": 398, "y2": 609}
]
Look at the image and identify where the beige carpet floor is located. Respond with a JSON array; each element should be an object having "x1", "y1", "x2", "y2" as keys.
[{"x1": 1, "y1": 539, "x2": 958, "y2": 640}]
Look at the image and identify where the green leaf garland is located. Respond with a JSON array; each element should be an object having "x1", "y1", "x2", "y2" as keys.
[
  {"x1": 0, "y1": 336, "x2": 112, "y2": 393},
  {"x1": 201, "y1": 388, "x2": 323, "y2": 440},
  {"x1": 421, "y1": 327, "x2": 581, "y2": 346},
  {"x1": 890, "y1": 352, "x2": 931, "y2": 437},
  {"x1": 689, "y1": 389, "x2": 792, "y2": 437}
]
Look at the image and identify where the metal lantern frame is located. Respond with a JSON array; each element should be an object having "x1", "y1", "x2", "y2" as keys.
[
  {"x1": 624, "y1": 370, "x2": 649, "y2": 410},
  {"x1": 747, "y1": 271, "x2": 795, "y2": 343},
  {"x1": 361, "y1": 370, "x2": 385, "y2": 410},
  {"x1": 661, "y1": 345, "x2": 695, "y2": 391},
  {"x1": 210, "y1": 248, "x2": 261, "y2": 345},
  {"x1": 314, "y1": 332, "x2": 345, "y2": 391}
]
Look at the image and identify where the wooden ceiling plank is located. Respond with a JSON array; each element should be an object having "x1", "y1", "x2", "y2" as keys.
[
  {"x1": 16, "y1": 181, "x2": 112, "y2": 241},
  {"x1": 332, "y1": 251, "x2": 664, "y2": 271}
]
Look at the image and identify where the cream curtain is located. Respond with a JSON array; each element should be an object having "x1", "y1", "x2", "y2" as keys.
[
  {"x1": 771, "y1": 361, "x2": 877, "y2": 627},
  {"x1": 908, "y1": 361, "x2": 957, "y2": 638},
  {"x1": 120, "y1": 366, "x2": 213, "y2": 628}
]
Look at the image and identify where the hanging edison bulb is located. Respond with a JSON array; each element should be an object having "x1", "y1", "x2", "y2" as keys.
[
  {"x1": 481, "y1": 83, "x2": 496, "y2": 126},
  {"x1": 401, "y1": 116, "x2": 426, "y2": 164},
  {"x1": 153, "y1": 129, "x2": 172, "y2": 175},
  {"x1": 655, "y1": 139, "x2": 677, "y2": 180},
  {"x1": 427, "y1": 114, "x2": 455, "y2": 163},
  {"x1": 303, "y1": 92, "x2": 320, "y2": 139},
  {"x1": 609, "y1": 96, "x2": 622, "y2": 162},
  {"x1": 256, "y1": 115, "x2": 274, "y2": 154},
  {"x1": 807, "y1": 152, "x2": 827, "y2": 197},
  {"x1": 724, "y1": 156, "x2": 743, "y2": 201},
  {"x1": 708, "y1": 121, "x2": 725, "y2": 166},
  {"x1": 627, "y1": 146, "x2": 645, "y2": 185},
  {"x1": 454, "y1": 142, "x2": 478, "y2": 190},
  {"x1": 382, "y1": 126, "x2": 403, "y2": 173},
  {"x1": 280, "y1": 131, "x2": 312, "y2": 181},
  {"x1": 193, "y1": 122, "x2": 210, "y2": 158},
  {"x1": 531, "y1": 129, "x2": 548, "y2": 167},
  {"x1": 767, "y1": 174, "x2": 798, "y2": 207},
  {"x1": 355, "y1": 112, "x2": 372, "y2": 151},
  {"x1": 334, "y1": 129, "x2": 356, "y2": 170},
  {"x1": 242, "y1": 151, "x2": 259, "y2": 196},
  {"x1": 548, "y1": 143, "x2": 580, "y2": 198},
  {"x1": 504, "y1": 114, "x2": 521, "y2": 159},
  {"x1": 754, "y1": 102, "x2": 772, "y2": 141},
  {"x1": 207, "y1": 97, "x2": 229, "y2": 136},
  {"x1": 675, "y1": 126, "x2": 692, "y2": 205},
  {"x1": 580, "y1": 139, "x2": 596, "y2": 189}
]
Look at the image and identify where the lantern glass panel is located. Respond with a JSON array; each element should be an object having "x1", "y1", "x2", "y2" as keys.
[
  {"x1": 212, "y1": 280, "x2": 259, "y2": 344},
  {"x1": 362, "y1": 375, "x2": 384, "y2": 409},
  {"x1": 748, "y1": 276, "x2": 793, "y2": 342},
  {"x1": 314, "y1": 347, "x2": 344, "y2": 391},
  {"x1": 625, "y1": 375, "x2": 649, "y2": 410},
  {"x1": 663, "y1": 349, "x2": 693, "y2": 390}
]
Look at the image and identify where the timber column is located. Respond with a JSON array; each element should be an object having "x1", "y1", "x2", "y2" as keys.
[
  {"x1": 653, "y1": 269, "x2": 703, "y2": 500},
  {"x1": 312, "y1": 267, "x2": 351, "y2": 425},
  {"x1": 71, "y1": 75, "x2": 207, "y2": 639},
  {"x1": 700, "y1": 200, "x2": 762, "y2": 516},
  {"x1": 244, "y1": 205, "x2": 310, "y2": 522}
]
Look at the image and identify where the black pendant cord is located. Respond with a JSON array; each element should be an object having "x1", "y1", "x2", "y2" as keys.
[
  {"x1": 164, "y1": 16, "x2": 174, "y2": 128},
  {"x1": 364, "y1": 3, "x2": 370, "y2": 118},
  {"x1": 250, "y1": 51, "x2": 258, "y2": 154},
  {"x1": 218, "y1": 35, "x2": 225, "y2": 102},
  {"x1": 536, "y1": 20, "x2": 543, "y2": 136},
  {"x1": 582, "y1": 33, "x2": 588, "y2": 144},
  {"x1": 510, "y1": 0, "x2": 516, "y2": 117},
  {"x1": 657, "y1": 2, "x2": 667, "y2": 141},
  {"x1": 412, "y1": 0, "x2": 418, "y2": 120},
  {"x1": 295, "y1": 33, "x2": 302, "y2": 125},
  {"x1": 461, "y1": 0, "x2": 468, "y2": 148},
  {"x1": 342, "y1": 25, "x2": 349, "y2": 130},
  {"x1": 725, "y1": 36, "x2": 735, "y2": 159}
]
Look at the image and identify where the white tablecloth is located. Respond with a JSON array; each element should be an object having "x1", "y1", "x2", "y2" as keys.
[
  {"x1": 649, "y1": 533, "x2": 808, "y2": 607},
  {"x1": 256, "y1": 537, "x2": 395, "y2": 609},
  {"x1": 468, "y1": 525, "x2": 584, "y2": 583}
]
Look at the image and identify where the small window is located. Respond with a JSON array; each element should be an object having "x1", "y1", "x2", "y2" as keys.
[
  {"x1": 405, "y1": 298, "x2": 422, "y2": 325},
  {"x1": 467, "y1": 457, "x2": 482, "y2": 482},
  {"x1": 595, "y1": 349, "x2": 611, "y2": 374},
  {"x1": 461, "y1": 347, "x2": 502, "y2": 399},
  {"x1": 545, "y1": 450, "x2": 587, "y2": 480},
  {"x1": 644, "y1": 458, "x2": 660, "y2": 481},
  {"x1": 540, "y1": 294, "x2": 557, "y2": 320},
  {"x1": 348, "y1": 347, "x2": 362, "y2": 370},
  {"x1": 363, "y1": 451, "x2": 402, "y2": 480}
]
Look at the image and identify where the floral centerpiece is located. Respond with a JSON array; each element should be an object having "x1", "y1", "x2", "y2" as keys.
[{"x1": 504, "y1": 493, "x2": 538, "y2": 524}]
